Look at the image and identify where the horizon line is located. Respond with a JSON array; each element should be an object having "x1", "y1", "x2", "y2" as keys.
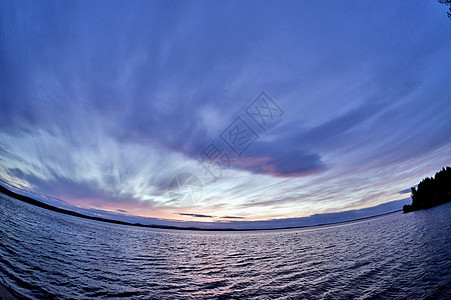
[{"x1": 0, "y1": 183, "x2": 404, "y2": 232}]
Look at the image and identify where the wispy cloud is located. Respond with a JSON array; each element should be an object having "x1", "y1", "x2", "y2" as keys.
[
  {"x1": 0, "y1": 1, "x2": 450, "y2": 227},
  {"x1": 179, "y1": 213, "x2": 214, "y2": 219}
]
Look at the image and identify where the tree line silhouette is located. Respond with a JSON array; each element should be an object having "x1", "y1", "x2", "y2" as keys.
[
  {"x1": 438, "y1": 0, "x2": 451, "y2": 19},
  {"x1": 403, "y1": 166, "x2": 451, "y2": 213}
]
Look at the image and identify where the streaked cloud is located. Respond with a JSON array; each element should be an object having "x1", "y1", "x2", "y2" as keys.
[{"x1": 1, "y1": 1, "x2": 450, "y2": 227}]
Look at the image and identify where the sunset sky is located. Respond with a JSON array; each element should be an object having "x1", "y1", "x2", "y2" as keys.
[{"x1": 1, "y1": 1, "x2": 450, "y2": 228}]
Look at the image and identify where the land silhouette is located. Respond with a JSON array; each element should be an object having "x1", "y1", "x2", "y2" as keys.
[
  {"x1": 0, "y1": 184, "x2": 404, "y2": 231},
  {"x1": 403, "y1": 166, "x2": 451, "y2": 213},
  {"x1": 438, "y1": 0, "x2": 451, "y2": 19}
]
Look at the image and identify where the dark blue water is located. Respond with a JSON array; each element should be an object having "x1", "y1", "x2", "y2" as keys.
[{"x1": 0, "y1": 193, "x2": 450, "y2": 299}]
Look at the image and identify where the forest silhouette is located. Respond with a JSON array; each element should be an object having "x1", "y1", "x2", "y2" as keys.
[{"x1": 403, "y1": 166, "x2": 451, "y2": 213}]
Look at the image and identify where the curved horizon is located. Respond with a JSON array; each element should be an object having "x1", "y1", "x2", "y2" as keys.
[
  {"x1": 1, "y1": 1, "x2": 450, "y2": 227},
  {"x1": 1, "y1": 181, "x2": 411, "y2": 230}
]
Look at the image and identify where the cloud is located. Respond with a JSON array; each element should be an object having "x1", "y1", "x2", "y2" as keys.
[
  {"x1": 179, "y1": 213, "x2": 214, "y2": 219},
  {"x1": 1, "y1": 0, "x2": 450, "y2": 226},
  {"x1": 399, "y1": 188, "x2": 412, "y2": 195},
  {"x1": 220, "y1": 216, "x2": 245, "y2": 219}
]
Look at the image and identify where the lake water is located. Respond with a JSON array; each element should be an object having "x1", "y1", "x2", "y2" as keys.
[{"x1": 0, "y1": 193, "x2": 450, "y2": 299}]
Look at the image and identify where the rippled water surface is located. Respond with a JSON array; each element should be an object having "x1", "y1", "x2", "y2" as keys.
[{"x1": 1, "y1": 193, "x2": 450, "y2": 299}]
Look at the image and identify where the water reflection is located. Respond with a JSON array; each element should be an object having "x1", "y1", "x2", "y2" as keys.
[{"x1": 0, "y1": 194, "x2": 450, "y2": 299}]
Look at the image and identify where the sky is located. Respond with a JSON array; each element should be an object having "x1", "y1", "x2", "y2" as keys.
[{"x1": 0, "y1": 1, "x2": 450, "y2": 229}]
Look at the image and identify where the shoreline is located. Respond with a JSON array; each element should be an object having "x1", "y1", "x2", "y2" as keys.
[{"x1": 0, "y1": 184, "x2": 401, "y2": 232}]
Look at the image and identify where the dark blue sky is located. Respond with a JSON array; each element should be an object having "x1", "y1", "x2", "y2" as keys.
[{"x1": 0, "y1": 1, "x2": 450, "y2": 226}]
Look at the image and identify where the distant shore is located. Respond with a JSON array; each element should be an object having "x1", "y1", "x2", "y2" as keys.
[
  {"x1": 0, "y1": 184, "x2": 401, "y2": 232},
  {"x1": 403, "y1": 166, "x2": 451, "y2": 213}
]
